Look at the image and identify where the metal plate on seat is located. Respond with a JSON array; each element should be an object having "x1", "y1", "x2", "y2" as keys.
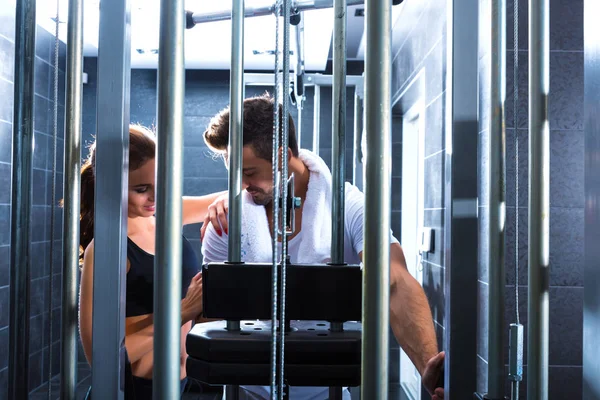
[{"x1": 186, "y1": 320, "x2": 362, "y2": 365}]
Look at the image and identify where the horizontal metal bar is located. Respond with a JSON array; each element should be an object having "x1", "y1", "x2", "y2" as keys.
[
  {"x1": 243, "y1": 72, "x2": 363, "y2": 87},
  {"x1": 190, "y1": 0, "x2": 365, "y2": 25}
]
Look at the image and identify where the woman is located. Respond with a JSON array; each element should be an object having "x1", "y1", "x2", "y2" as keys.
[{"x1": 78, "y1": 125, "x2": 227, "y2": 399}]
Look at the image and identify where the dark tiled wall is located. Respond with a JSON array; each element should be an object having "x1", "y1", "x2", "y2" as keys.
[
  {"x1": 82, "y1": 58, "x2": 357, "y2": 265},
  {"x1": 0, "y1": 7, "x2": 67, "y2": 399},
  {"x1": 477, "y1": 0, "x2": 583, "y2": 397},
  {"x1": 390, "y1": 0, "x2": 448, "y2": 395}
]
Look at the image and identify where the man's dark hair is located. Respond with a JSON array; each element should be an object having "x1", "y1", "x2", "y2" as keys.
[{"x1": 204, "y1": 93, "x2": 299, "y2": 161}]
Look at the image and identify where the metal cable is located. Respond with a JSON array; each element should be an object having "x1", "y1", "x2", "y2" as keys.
[
  {"x1": 47, "y1": 3, "x2": 61, "y2": 397},
  {"x1": 270, "y1": 2, "x2": 282, "y2": 398},
  {"x1": 513, "y1": 0, "x2": 520, "y2": 326},
  {"x1": 278, "y1": 0, "x2": 291, "y2": 397}
]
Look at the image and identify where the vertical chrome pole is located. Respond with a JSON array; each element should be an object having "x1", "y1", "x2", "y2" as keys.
[
  {"x1": 361, "y1": 0, "x2": 391, "y2": 397},
  {"x1": 225, "y1": 0, "x2": 244, "y2": 398},
  {"x1": 62, "y1": 0, "x2": 84, "y2": 397},
  {"x1": 153, "y1": 0, "x2": 186, "y2": 397},
  {"x1": 312, "y1": 84, "x2": 321, "y2": 155},
  {"x1": 488, "y1": 0, "x2": 506, "y2": 397},
  {"x1": 527, "y1": 0, "x2": 550, "y2": 397},
  {"x1": 352, "y1": 89, "x2": 363, "y2": 190},
  {"x1": 8, "y1": 0, "x2": 35, "y2": 398},
  {"x1": 331, "y1": 0, "x2": 346, "y2": 266},
  {"x1": 92, "y1": 0, "x2": 131, "y2": 397}
]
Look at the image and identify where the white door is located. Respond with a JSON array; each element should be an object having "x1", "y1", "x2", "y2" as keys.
[{"x1": 400, "y1": 102, "x2": 425, "y2": 399}]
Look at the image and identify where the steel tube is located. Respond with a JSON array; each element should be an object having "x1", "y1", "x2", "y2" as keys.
[
  {"x1": 92, "y1": 0, "x2": 131, "y2": 396},
  {"x1": 8, "y1": 0, "x2": 36, "y2": 398},
  {"x1": 313, "y1": 85, "x2": 321, "y2": 155},
  {"x1": 153, "y1": 0, "x2": 186, "y2": 397},
  {"x1": 331, "y1": 0, "x2": 346, "y2": 265},
  {"x1": 190, "y1": 0, "x2": 365, "y2": 24},
  {"x1": 487, "y1": 0, "x2": 506, "y2": 398},
  {"x1": 527, "y1": 0, "x2": 550, "y2": 397},
  {"x1": 360, "y1": 0, "x2": 391, "y2": 397},
  {"x1": 61, "y1": 0, "x2": 84, "y2": 397},
  {"x1": 352, "y1": 90, "x2": 363, "y2": 190},
  {"x1": 224, "y1": 1, "x2": 245, "y2": 398}
]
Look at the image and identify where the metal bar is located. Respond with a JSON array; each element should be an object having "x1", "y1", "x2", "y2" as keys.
[
  {"x1": 297, "y1": 102, "x2": 303, "y2": 147},
  {"x1": 331, "y1": 0, "x2": 346, "y2": 265},
  {"x1": 583, "y1": 1, "x2": 600, "y2": 397},
  {"x1": 92, "y1": 0, "x2": 131, "y2": 396},
  {"x1": 360, "y1": 0, "x2": 391, "y2": 397},
  {"x1": 244, "y1": 73, "x2": 363, "y2": 87},
  {"x1": 313, "y1": 85, "x2": 321, "y2": 155},
  {"x1": 190, "y1": 0, "x2": 365, "y2": 24},
  {"x1": 487, "y1": 0, "x2": 506, "y2": 397},
  {"x1": 527, "y1": 0, "x2": 550, "y2": 397},
  {"x1": 352, "y1": 90, "x2": 363, "y2": 191},
  {"x1": 153, "y1": 0, "x2": 185, "y2": 397},
  {"x1": 225, "y1": 1, "x2": 245, "y2": 398},
  {"x1": 61, "y1": 0, "x2": 84, "y2": 397},
  {"x1": 8, "y1": 0, "x2": 35, "y2": 397}
]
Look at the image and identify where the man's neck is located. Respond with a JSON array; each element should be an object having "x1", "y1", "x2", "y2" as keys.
[{"x1": 265, "y1": 156, "x2": 310, "y2": 215}]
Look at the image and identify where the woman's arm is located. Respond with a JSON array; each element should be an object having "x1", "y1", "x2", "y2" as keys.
[
  {"x1": 79, "y1": 244, "x2": 204, "y2": 365},
  {"x1": 182, "y1": 191, "x2": 227, "y2": 226}
]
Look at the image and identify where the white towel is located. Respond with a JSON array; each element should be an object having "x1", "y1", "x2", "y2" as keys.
[{"x1": 239, "y1": 149, "x2": 333, "y2": 264}]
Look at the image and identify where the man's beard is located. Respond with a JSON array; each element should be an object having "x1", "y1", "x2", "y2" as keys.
[{"x1": 247, "y1": 187, "x2": 273, "y2": 206}]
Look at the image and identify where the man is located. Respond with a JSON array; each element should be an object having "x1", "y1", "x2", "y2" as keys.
[{"x1": 201, "y1": 94, "x2": 445, "y2": 400}]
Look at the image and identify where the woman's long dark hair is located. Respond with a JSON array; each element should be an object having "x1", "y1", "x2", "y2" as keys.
[{"x1": 79, "y1": 125, "x2": 156, "y2": 263}]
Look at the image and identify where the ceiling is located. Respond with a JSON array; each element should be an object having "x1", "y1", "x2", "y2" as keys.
[{"x1": 36, "y1": 0, "x2": 404, "y2": 71}]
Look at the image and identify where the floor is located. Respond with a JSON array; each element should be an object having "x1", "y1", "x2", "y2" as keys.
[{"x1": 29, "y1": 363, "x2": 224, "y2": 400}]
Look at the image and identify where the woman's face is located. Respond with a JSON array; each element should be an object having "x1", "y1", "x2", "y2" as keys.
[{"x1": 128, "y1": 158, "x2": 156, "y2": 218}]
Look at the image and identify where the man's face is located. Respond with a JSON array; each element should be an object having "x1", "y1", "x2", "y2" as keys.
[{"x1": 240, "y1": 146, "x2": 275, "y2": 206}]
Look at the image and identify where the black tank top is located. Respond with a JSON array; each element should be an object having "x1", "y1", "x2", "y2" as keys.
[{"x1": 125, "y1": 236, "x2": 199, "y2": 317}]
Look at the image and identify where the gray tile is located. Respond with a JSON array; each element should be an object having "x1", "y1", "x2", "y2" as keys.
[
  {"x1": 0, "y1": 78, "x2": 13, "y2": 123},
  {"x1": 388, "y1": 347, "x2": 400, "y2": 384},
  {"x1": 35, "y1": 27, "x2": 53, "y2": 64},
  {"x1": 0, "y1": 205, "x2": 10, "y2": 246},
  {"x1": 29, "y1": 351, "x2": 43, "y2": 392},
  {"x1": 423, "y1": 209, "x2": 444, "y2": 267},
  {"x1": 424, "y1": 93, "x2": 445, "y2": 158},
  {"x1": 424, "y1": 39, "x2": 446, "y2": 105},
  {"x1": 0, "y1": 0, "x2": 16, "y2": 42},
  {"x1": 391, "y1": 211, "x2": 401, "y2": 242},
  {"x1": 29, "y1": 313, "x2": 44, "y2": 354},
  {"x1": 34, "y1": 57, "x2": 50, "y2": 100},
  {"x1": 549, "y1": 287, "x2": 583, "y2": 366},
  {"x1": 0, "y1": 246, "x2": 8, "y2": 287},
  {"x1": 549, "y1": 208, "x2": 584, "y2": 286},
  {"x1": 424, "y1": 151, "x2": 444, "y2": 209},
  {"x1": 31, "y1": 241, "x2": 49, "y2": 280},
  {"x1": 52, "y1": 274, "x2": 62, "y2": 310},
  {"x1": 34, "y1": 94, "x2": 51, "y2": 134},
  {"x1": 0, "y1": 163, "x2": 10, "y2": 204},
  {"x1": 549, "y1": 51, "x2": 584, "y2": 131},
  {"x1": 32, "y1": 206, "x2": 46, "y2": 242},
  {"x1": 391, "y1": 177, "x2": 402, "y2": 212},
  {"x1": 184, "y1": 86, "x2": 230, "y2": 118},
  {"x1": 183, "y1": 178, "x2": 228, "y2": 197},
  {"x1": 477, "y1": 282, "x2": 489, "y2": 361},
  {"x1": 505, "y1": 128, "x2": 528, "y2": 208},
  {"x1": 0, "y1": 328, "x2": 6, "y2": 370},
  {"x1": 505, "y1": 206, "x2": 528, "y2": 286},
  {"x1": 550, "y1": 130, "x2": 584, "y2": 208},
  {"x1": 30, "y1": 277, "x2": 49, "y2": 318},
  {"x1": 423, "y1": 263, "x2": 444, "y2": 325},
  {"x1": 0, "y1": 287, "x2": 7, "y2": 329},
  {"x1": 0, "y1": 35, "x2": 13, "y2": 82},
  {"x1": 184, "y1": 146, "x2": 228, "y2": 179},
  {"x1": 0, "y1": 121, "x2": 11, "y2": 163},
  {"x1": 183, "y1": 223, "x2": 202, "y2": 240},
  {"x1": 188, "y1": 239, "x2": 203, "y2": 265},
  {"x1": 0, "y1": 367, "x2": 6, "y2": 400},
  {"x1": 32, "y1": 169, "x2": 46, "y2": 206},
  {"x1": 549, "y1": 366, "x2": 582, "y2": 400},
  {"x1": 423, "y1": 0, "x2": 446, "y2": 55},
  {"x1": 549, "y1": 0, "x2": 583, "y2": 51},
  {"x1": 33, "y1": 131, "x2": 49, "y2": 171},
  {"x1": 51, "y1": 240, "x2": 63, "y2": 276},
  {"x1": 51, "y1": 308, "x2": 61, "y2": 343}
]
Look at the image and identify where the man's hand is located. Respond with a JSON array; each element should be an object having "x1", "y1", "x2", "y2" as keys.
[
  {"x1": 201, "y1": 192, "x2": 229, "y2": 240},
  {"x1": 422, "y1": 351, "x2": 445, "y2": 399}
]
